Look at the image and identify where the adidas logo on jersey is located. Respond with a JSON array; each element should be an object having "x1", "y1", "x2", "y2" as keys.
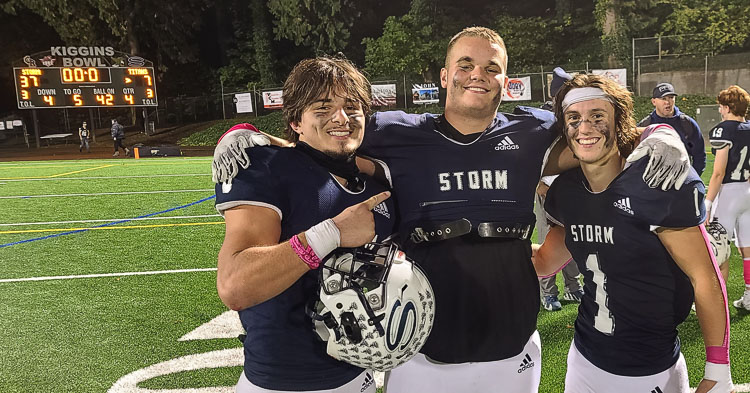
[
  {"x1": 613, "y1": 197, "x2": 633, "y2": 215},
  {"x1": 495, "y1": 136, "x2": 519, "y2": 151},
  {"x1": 361, "y1": 372, "x2": 375, "y2": 392},
  {"x1": 517, "y1": 353, "x2": 535, "y2": 373},
  {"x1": 373, "y1": 202, "x2": 391, "y2": 219},
  {"x1": 650, "y1": 386, "x2": 664, "y2": 393}
]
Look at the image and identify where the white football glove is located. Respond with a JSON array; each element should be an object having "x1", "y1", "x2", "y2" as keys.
[
  {"x1": 626, "y1": 124, "x2": 690, "y2": 191},
  {"x1": 211, "y1": 123, "x2": 270, "y2": 184}
]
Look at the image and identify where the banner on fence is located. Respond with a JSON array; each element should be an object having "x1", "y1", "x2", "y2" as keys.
[
  {"x1": 262, "y1": 90, "x2": 284, "y2": 109},
  {"x1": 372, "y1": 84, "x2": 397, "y2": 106},
  {"x1": 504, "y1": 77, "x2": 531, "y2": 101},
  {"x1": 592, "y1": 68, "x2": 627, "y2": 87},
  {"x1": 234, "y1": 93, "x2": 253, "y2": 113},
  {"x1": 412, "y1": 83, "x2": 439, "y2": 104}
]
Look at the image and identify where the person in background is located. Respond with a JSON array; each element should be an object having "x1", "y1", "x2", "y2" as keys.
[
  {"x1": 111, "y1": 119, "x2": 129, "y2": 157},
  {"x1": 78, "y1": 121, "x2": 91, "y2": 153},
  {"x1": 706, "y1": 85, "x2": 750, "y2": 310},
  {"x1": 638, "y1": 82, "x2": 706, "y2": 175},
  {"x1": 537, "y1": 67, "x2": 583, "y2": 312}
]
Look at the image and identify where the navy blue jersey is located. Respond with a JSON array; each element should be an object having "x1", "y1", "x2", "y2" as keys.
[
  {"x1": 545, "y1": 158, "x2": 706, "y2": 376},
  {"x1": 215, "y1": 146, "x2": 395, "y2": 390},
  {"x1": 360, "y1": 108, "x2": 557, "y2": 235},
  {"x1": 709, "y1": 120, "x2": 750, "y2": 183},
  {"x1": 358, "y1": 109, "x2": 557, "y2": 362}
]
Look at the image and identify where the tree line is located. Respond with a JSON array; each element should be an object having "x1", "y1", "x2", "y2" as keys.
[{"x1": 1, "y1": 0, "x2": 749, "y2": 105}]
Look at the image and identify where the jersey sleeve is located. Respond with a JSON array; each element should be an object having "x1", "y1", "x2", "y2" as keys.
[
  {"x1": 709, "y1": 121, "x2": 734, "y2": 150},
  {"x1": 543, "y1": 174, "x2": 567, "y2": 227},
  {"x1": 629, "y1": 159, "x2": 706, "y2": 228},
  {"x1": 214, "y1": 147, "x2": 286, "y2": 218}
]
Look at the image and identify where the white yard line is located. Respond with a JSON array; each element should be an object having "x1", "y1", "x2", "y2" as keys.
[
  {"x1": 0, "y1": 173, "x2": 210, "y2": 182},
  {"x1": 0, "y1": 268, "x2": 217, "y2": 283},
  {"x1": 0, "y1": 189, "x2": 214, "y2": 199},
  {"x1": 0, "y1": 214, "x2": 220, "y2": 227}
]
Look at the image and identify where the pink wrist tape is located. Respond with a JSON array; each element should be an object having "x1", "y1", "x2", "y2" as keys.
[
  {"x1": 706, "y1": 346, "x2": 730, "y2": 365},
  {"x1": 290, "y1": 235, "x2": 321, "y2": 270}
]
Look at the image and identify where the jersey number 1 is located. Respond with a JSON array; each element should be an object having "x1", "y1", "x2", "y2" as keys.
[{"x1": 585, "y1": 253, "x2": 615, "y2": 336}]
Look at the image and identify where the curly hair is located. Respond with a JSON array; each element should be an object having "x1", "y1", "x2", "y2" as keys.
[
  {"x1": 553, "y1": 73, "x2": 638, "y2": 158},
  {"x1": 717, "y1": 85, "x2": 750, "y2": 118},
  {"x1": 282, "y1": 57, "x2": 371, "y2": 142}
]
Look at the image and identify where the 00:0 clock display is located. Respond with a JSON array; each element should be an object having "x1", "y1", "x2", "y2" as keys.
[{"x1": 60, "y1": 67, "x2": 112, "y2": 84}]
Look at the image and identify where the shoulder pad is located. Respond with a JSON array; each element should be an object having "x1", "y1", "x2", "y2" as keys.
[{"x1": 511, "y1": 106, "x2": 555, "y2": 128}]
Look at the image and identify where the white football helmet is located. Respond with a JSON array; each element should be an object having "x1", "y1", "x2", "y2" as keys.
[
  {"x1": 705, "y1": 219, "x2": 731, "y2": 265},
  {"x1": 311, "y1": 243, "x2": 435, "y2": 371}
]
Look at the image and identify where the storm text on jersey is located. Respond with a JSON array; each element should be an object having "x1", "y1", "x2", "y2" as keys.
[
  {"x1": 569, "y1": 224, "x2": 615, "y2": 245},
  {"x1": 438, "y1": 170, "x2": 508, "y2": 191}
]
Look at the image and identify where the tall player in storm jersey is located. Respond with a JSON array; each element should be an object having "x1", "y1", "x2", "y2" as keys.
[
  {"x1": 215, "y1": 57, "x2": 394, "y2": 393},
  {"x1": 211, "y1": 28, "x2": 692, "y2": 393},
  {"x1": 534, "y1": 74, "x2": 733, "y2": 393},
  {"x1": 706, "y1": 85, "x2": 750, "y2": 311}
]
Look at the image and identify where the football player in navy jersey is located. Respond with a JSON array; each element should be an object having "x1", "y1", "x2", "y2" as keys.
[
  {"x1": 211, "y1": 27, "x2": 692, "y2": 393},
  {"x1": 707, "y1": 85, "x2": 750, "y2": 310},
  {"x1": 215, "y1": 57, "x2": 394, "y2": 393},
  {"x1": 533, "y1": 73, "x2": 733, "y2": 393}
]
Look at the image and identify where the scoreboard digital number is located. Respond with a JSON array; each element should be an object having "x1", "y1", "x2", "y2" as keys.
[{"x1": 14, "y1": 67, "x2": 158, "y2": 109}]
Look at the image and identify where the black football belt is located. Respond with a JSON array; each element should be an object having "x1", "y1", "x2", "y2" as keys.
[{"x1": 409, "y1": 219, "x2": 531, "y2": 243}]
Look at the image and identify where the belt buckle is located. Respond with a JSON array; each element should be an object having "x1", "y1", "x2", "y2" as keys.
[{"x1": 409, "y1": 228, "x2": 428, "y2": 244}]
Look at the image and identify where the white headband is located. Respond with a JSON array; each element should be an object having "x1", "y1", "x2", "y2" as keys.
[{"x1": 561, "y1": 87, "x2": 612, "y2": 112}]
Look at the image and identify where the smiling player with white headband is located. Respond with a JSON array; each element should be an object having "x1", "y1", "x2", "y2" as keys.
[{"x1": 533, "y1": 73, "x2": 733, "y2": 393}]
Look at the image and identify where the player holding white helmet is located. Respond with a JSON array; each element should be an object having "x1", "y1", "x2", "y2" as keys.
[{"x1": 216, "y1": 57, "x2": 395, "y2": 393}]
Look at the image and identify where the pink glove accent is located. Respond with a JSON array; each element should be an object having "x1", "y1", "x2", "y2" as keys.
[{"x1": 218, "y1": 123, "x2": 259, "y2": 143}]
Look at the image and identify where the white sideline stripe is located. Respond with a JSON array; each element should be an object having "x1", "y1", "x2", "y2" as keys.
[
  {"x1": 0, "y1": 189, "x2": 214, "y2": 199},
  {"x1": 179, "y1": 310, "x2": 243, "y2": 341},
  {"x1": 107, "y1": 347, "x2": 242, "y2": 393},
  {"x1": 0, "y1": 214, "x2": 221, "y2": 227},
  {"x1": 690, "y1": 383, "x2": 750, "y2": 393},
  {"x1": 0, "y1": 268, "x2": 217, "y2": 283},
  {"x1": 0, "y1": 173, "x2": 210, "y2": 182}
]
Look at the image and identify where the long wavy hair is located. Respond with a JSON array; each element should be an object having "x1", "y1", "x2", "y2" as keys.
[{"x1": 553, "y1": 73, "x2": 638, "y2": 158}]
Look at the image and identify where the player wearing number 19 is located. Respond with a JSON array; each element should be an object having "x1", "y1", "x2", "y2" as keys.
[
  {"x1": 532, "y1": 74, "x2": 733, "y2": 393},
  {"x1": 706, "y1": 85, "x2": 750, "y2": 311}
]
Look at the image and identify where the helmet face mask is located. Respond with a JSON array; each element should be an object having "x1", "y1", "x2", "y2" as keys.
[
  {"x1": 705, "y1": 219, "x2": 731, "y2": 265},
  {"x1": 312, "y1": 243, "x2": 435, "y2": 371}
]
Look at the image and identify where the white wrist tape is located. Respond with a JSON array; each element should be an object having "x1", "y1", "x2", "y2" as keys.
[
  {"x1": 704, "y1": 362, "x2": 733, "y2": 392},
  {"x1": 304, "y1": 219, "x2": 341, "y2": 260},
  {"x1": 705, "y1": 199, "x2": 713, "y2": 215}
]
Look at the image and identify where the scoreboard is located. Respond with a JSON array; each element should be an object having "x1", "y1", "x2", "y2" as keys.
[{"x1": 13, "y1": 66, "x2": 158, "y2": 109}]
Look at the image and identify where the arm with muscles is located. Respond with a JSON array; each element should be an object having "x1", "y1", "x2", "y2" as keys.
[
  {"x1": 657, "y1": 226, "x2": 734, "y2": 393},
  {"x1": 542, "y1": 125, "x2": 691, "y2": 190},
  {"x1": 217, "y1": 191, "x2": 391, "y2": 311},
  {"x1": 705, "y1": 148, "x2": 729, "y2": 220},
  {"x1": 212, "y1": 123, "x2": 292, "y2": 184},
  {"x1": 531, "y1": 225, "x2": 574, "y2": 278}
]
